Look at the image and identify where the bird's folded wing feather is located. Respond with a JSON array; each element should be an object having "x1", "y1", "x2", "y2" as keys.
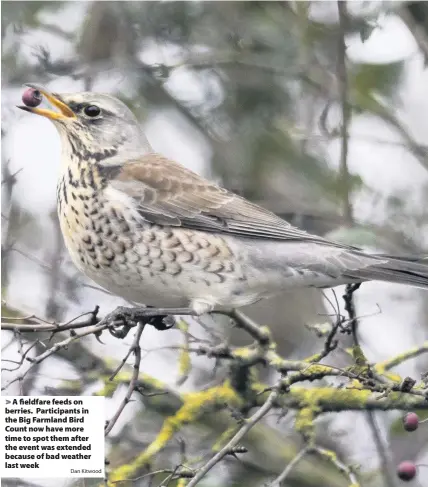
[{"x1": 104, "y1": 153, "x2": 347, "y2": 246}]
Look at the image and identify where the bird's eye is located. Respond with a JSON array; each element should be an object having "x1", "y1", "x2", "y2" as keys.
[{"x1": 83, "y1": 105, "x2": 101, "y2": 117}]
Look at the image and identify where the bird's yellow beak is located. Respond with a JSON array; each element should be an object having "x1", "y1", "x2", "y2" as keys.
[{"x1": 18, "y1": 83, "x2": 76, "y2": 120}]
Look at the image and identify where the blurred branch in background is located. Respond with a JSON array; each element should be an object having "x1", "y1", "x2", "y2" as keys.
[
  {"x1": 337, "y1": 0, "x2": 354, "y2": 226},
  {"x1": 399, "y1": 2, "x2": 428, "y2": 63},
  {"x1": 2, "y1": 1, "x2": 428, "y2": 486}
]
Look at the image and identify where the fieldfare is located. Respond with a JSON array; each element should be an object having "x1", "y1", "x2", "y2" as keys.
[{"x1": 18, "y1": 83, "x2": 428, "y2": 316}]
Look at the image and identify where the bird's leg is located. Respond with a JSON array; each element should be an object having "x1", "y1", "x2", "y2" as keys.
[
  {"x1": 105, "y1": 300, "x2": 220, "y2": 336},
  {"x1": 106, "y1": 306, "x2": 199, "y2": 335},
  {"x1": 190, "y1": 299, "x2": 215, "y2": 316}
]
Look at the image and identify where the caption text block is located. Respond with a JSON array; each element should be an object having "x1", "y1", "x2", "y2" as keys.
[{"x1": 1, "y1": 396, "x2": 105, "y2": 478}]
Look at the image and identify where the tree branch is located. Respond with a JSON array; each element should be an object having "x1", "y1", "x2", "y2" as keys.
[{"x1": 337, "y1": 0, "x2": 354, "y2": 226}]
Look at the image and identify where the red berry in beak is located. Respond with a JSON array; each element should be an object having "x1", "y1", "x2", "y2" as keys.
[{"x1": 22, "y1": 88, "x2": 43, "y2": 108}]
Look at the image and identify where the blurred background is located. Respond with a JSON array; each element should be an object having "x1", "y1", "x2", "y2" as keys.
[{"x1": 2, "y1": 1, "x2": 428, "y2": 486}]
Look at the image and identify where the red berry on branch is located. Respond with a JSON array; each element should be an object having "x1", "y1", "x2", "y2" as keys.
[
  {"x1": 22, "y1": 88, "x2": 43, "y2": 108},
  {"x1": 397, "y1": 461, "x2": 417, "y2": 481},
  {"x1": 403, "y1": 412, "x2": 419, "y2": 432}
]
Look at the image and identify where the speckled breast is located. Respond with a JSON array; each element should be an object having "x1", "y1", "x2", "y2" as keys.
[{"x1": 55, "y1": 162, "x2": 245, "y2": 306}]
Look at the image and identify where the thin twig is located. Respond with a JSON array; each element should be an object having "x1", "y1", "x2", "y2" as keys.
[
  {"x1": 228, "y1": 309, "x2": 271, "y2": 345},
  {"x1": 105, "y1": 321, "x2": 146, "y2": 435},
  {"x1": 269, "y1": 446, "x2": 309, "y2": 486},
  {"x1": 367, "y1": 411, "x2": 399, "y2": 487},
  {"x1": 1, "y1": 339, "x2": 40, "y2": 372},
  {"x1": 312, "y1": 446, "x2": 359, "y2": 485},
  {"x1": 1, "y1": 306, "x2": 100, "y2": 332},
  {"x1": 186, "y1": 389, "x2": 279, "y2": 487},
  {"x1": 1, "y1": 318, "x2": 113, "y2": 391}
]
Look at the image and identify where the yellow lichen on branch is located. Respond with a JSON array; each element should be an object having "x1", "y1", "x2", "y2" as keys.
[
  {"x1": 294, "y1": 407, "x2": 318, "y2": 443},
  {"x1": 96, "y1": 370, "x2": 167, "y2": 397},
  {"x1": 276, "y1": 386, "x2": 428, "y2": 412},
  {"x1": 312, "y1": 445, "x2": 360, "y2": 486},
  {"x1": 212, "y1": 425, "x2": 239, "y2": 452},
  {"x1": 90, "y1": 318, "x2": 428, "y2": 487},
  {"x1": 375, "y1": 341, "x2": 428, "y2": 374},
  {"x1": 108, "y1": 380, "x2": 242, "y2": 484}
]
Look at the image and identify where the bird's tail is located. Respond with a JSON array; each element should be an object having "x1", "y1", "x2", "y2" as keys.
[{"x1": 349, "y1": 254, "x2": 428, "y2": 289}]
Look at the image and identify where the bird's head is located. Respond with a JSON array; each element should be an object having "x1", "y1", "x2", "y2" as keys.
[{"x1": 18, "y1": 83, "x2": 151, "y2": 163}]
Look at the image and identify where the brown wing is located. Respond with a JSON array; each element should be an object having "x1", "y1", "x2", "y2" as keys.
[{"x1": 105, "y1": 153, "x2": 343, "y2": 245}]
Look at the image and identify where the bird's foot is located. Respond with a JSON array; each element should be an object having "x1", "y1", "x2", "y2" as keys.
[{"x1": 106, "y1": 305, "x2": 198, "y2": 337}]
